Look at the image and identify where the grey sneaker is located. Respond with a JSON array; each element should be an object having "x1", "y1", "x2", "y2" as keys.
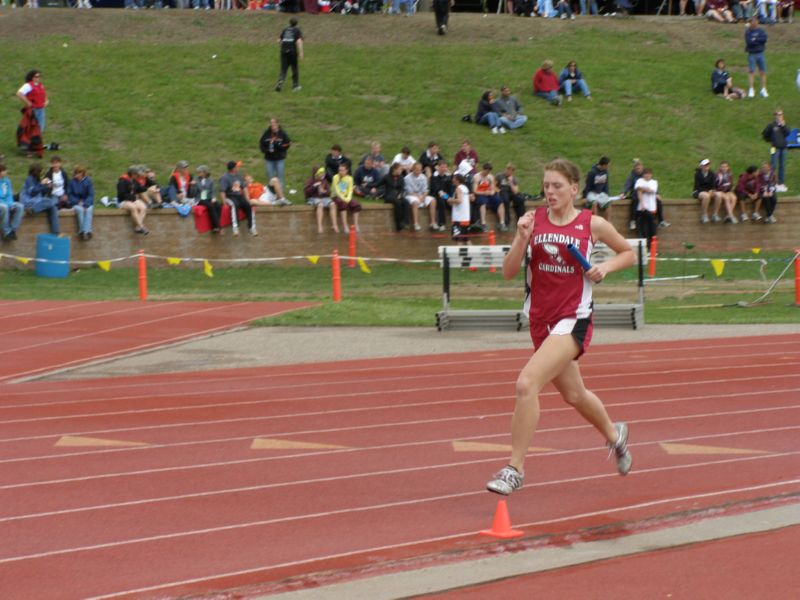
[
  {"x1": 608, "y1": 422, "x2": 632, "y2": 476},
  {"x1": 486, "y1": 465, "x2": 524, "y2": 496}
]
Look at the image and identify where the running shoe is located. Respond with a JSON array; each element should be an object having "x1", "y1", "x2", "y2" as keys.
[
  {"x1": 486, "y1": 465, "x2": 524, "y2": 495},
  {"x1": 608, "y1": 422, "x2": 632, "y2": 476}
]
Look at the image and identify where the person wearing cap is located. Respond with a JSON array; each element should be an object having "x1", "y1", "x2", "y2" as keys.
[
  {"x1": 583, "y1": 156, "x2": 612, "y2": 218},
  {"x1": 166, "y1": 160, "x2": 194, "y2": 205},
  {"x1": 304, "y1": 165, "x2": 336, "y2": 234},
  {"x1": 694, "y1": 159, "x2": 720, "y2": 224},
  {"x1": 219, "y1": 161, "x2": 256, "y2": 236},
  {"x1": 259, "y1": 117, "x2": 291, "y2": 192},
  {"x1": 275, "y1": 18, "x2": 303, "y2": 92},
  {"x1": 533, "y1": 60, "x2": 562, "y2": 107},
  {"x1": 195, "y1": 165, "x2": 222, "y2": 233}
]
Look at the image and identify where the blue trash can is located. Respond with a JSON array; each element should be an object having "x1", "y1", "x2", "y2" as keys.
[{"x1": 35, "y1": 234, "x2": 71, "y2": 279}]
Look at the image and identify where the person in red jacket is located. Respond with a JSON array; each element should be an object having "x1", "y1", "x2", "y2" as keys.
[{"x1": 533, "y1": 60, "x2": 562, "y2": 107}]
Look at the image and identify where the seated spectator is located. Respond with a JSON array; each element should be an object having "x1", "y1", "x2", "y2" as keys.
[
  {"x1": 382, "y1": 162, "x2": 408, "y2": 232},
  {"x1": 757, "y1": 161, "x2": 777, "y2": 223},
  {"x1": 580, "y1": 0, "x2": 599, "y2": 14},
  {"x1": 304, "y1": 166, "x2": 336, "y2": 234},
  {"x1": 246, "y1": 173, "x2": 289, "y2": 206},
  {"x1": 353, "y1": 156, "x2": 384, "y2": 200},
  {"x1": 494, "y1": 86, "x2": 528, "y2": 130},
  {"x1": 45, "y1": 156, "x2": 69, "y2": 209},
  {"x1": 0, "y1": 164, "x2": 23, "y2": 241},
  {"x1": 453, "y1": 139, "x2": 479, "y2": 179},
  {"x1": 496, "y1": 163, "x2": 525, "y2": 228},
  {"x1": 472, "y1": 162, "x2": 506, "y2": 232},
  {"x1": 139, "y1": 168, "x2": 165, "y2": 208},
  {"x1": 680, "y1": 0, "x2": 706, "y2": 14},
  {"x1": 360, "y1": 141, "x2": 388, "y2": 178},
  {"x1": 533, "y1": 60, "x2": 562, "y2": 106},
  {"x1": 20, "y1": 163, "x2": 59, "y2": 235},
  {"x1": 391, "y1": 146, "x2": 417, "y2": 175},
  {"x1": 449, "y1": 173, "x2": 471, "y2": 246},
  {"x1": 475, "y1": 90, "x2": 505, "y2": 134},
  {"x1": 219, "y1": 160, "x2": 256, "y2": 236},
  {"x1": 712, "y1": 59, "x2": 745, "y2": 100},
  {"x1": 166, "y1": 160, "x2": 194, "y2": 205},
  {"x1": 583, "y1": 156, "x2": 612, "y2": 218},
  {"x1": 67, "y1": 165, "x2": 94, "y2": 240},
  {"x1": 195, "y1": 165, "x2": 222, "y2": 234},
  {"x1": 404, "y1": 161, "x2": 441, "y2": 231},
  {"x1": 555, "y1": 0, "x2": 575, "y2": 18},
  {"x1": 390, "y1": 0, "x2": 415, "y2": 13},
  {"x1": 776, "y1": 0, "x2": 793, "y2": 22},
  {"x1": 758, "y1": 0, "x2": 777, "y2": 22},
  {"x1": 324, "y1": 144, "x2": 352, "y2": 182},
  {"x1": 714, "y1": 160, "x2": 739, "y2": 223},
  {"x1": 117, "y1": 166, "x2": 149, "y2": 235},
  {"x1": 634, "y1": 168, "x2": 660, "y2": 251},
  {"x1": 705, "y1": 0, "x2": 735, "y2": 21},
  {"x1": 419, "y1": 142, "x2": 444, "y2": 178},
  {"x1": 430, "y1": 160, "x2": 453, "y2": 231},
  {"x1": 332, "y1": 162, "x2": 361, "y2": 233},
  {"x1": 735, "y1": 164, "x2": 758, "y2": 221},
  {"x1": 729, "y1": 0, "x2": 752, "y2": 20},
  {"x1": 559, "y1": 61, "x2": 592, "y2": 102},
  {"x1": 694, "y1": 158, "x2": 720, "y2": 223}
]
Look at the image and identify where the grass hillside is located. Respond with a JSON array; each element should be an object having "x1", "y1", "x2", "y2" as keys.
[{"x1": 2, "y1": 10, "x2": 798, "y2": 199}]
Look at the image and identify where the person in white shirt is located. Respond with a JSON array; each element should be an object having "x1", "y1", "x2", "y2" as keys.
[
  {"x1": 449, "y1": 173, "x2": 471, "y2": 245},
  {"x1": 404, "y1": 162, "x2": 441, "y2": 231},
  {"x1": 634, "y1": 168, "x2": 660, "y2": 250},
  {"x1": 392, "y1": 146, "x2": 417, "y2": 176},
  {"x1": 45, "y1": 156, "x2": 68, "y2": 208}
]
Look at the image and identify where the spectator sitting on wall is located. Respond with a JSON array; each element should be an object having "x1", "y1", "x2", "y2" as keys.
[
  {"x1": 381, "y1": 162, "x2": 408, "y2": 232},
  {"x1": 360, "y1": 141, "x2": 388, "y2": 178},
  {"x1": 167, "y1": 160, "x2": 194, "y2": 205},
  {"x1": 45, "y1": 156, "x2": 69, "y2": 209},
  {"x1": 304, "y1": 166, "x2": 336, "y2": 234},
  {"x1": 391, "y1": 146, "x2": 417, "y2": 176},
  {"x1": 555, "y1": 0, "x2": 575, "y2": 19},
  {"x1": 495, "y1": 86, "x2": 528, "y2": 130},
  {"x1": 712, "y1": 59, "x2": 745, "y2": 100},
  {"x1": 714, "y1": 160, "x2": 739, "y2": 223},
  {"x1": 404, "y1": 161, "x2": 441, "y2": 232},
  {"x1": 475, "y1": 90, "x2": 505, "y2": 135},
  {"x1": 705, "y1": 0, "x2": 735, "y2": 22},
  {"x1": 533, "y1": 60, "x2": 562, "y2": 107},
  {"x1": 353, "y1": 156, "x2": 383, "y2": 200},
  {"x1": 558, "y1": 61, "x2": 592, "y2": 102},
  {"x1": 583, "y1": 156, "x2": 612, "y2": 218},
  {"x1": 735, "y1": 164, "x2": 758, "y2": 222},
  {"x1": 67, "y1": 165, "x2": 94, "y2": 240},
  {"x1": 679, "y1": 0, "x2": 705, "y2": 15},
  {"x1": 472, "y1": 162, "x2": 505, "y2": 232},
  {"x1": 496, "y1": 163, "x2": 525, "y2": 229},
  {"x1": 453, "y1": 139, "x2": 479, "y2": 178},
  {"x1": 694, "y1": 158, "x2": 720, "y2": 224},
  {"x1": 756, "y1": 161, "x2": 777, "y2": 223},
  {"x1": 419, "y1": 142, "x2": 444, "y2": 179},
  {"x1": 195, "y1": 165, "x2": 222, "y2": 234},
  {"x1": 331, "y1": 162, "x2": 361, "y2": 234},
  {"x1": 324, "y1": 144, "x2": 352, "y2": 182},
  {"x1": 139, "y1": 168, "x2": 165, "y2": 208},
  {"x1": 219, "y1": 160, "x2": 256, "y2": 236},
  {"x1": 430, "y1": 160, "x2": 453, "y2": 232},
  {"x1": 245, "y1": 173, "x2": 289, "y2": 207},
  {"x1": 0, "y1": 164, "x2": 23, "y2": 241},
  {"x1": 20, "y1": 163, "x2": 59, "y2": 235},
  {"x1": 118, "y1": 166, "x2": 149, "y2": 235}
]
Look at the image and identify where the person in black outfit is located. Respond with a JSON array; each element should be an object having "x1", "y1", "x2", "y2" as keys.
[
  {"x1": 761, "y1": 109, "x2": 790, "y2": 192},
  {"x1": 433, "y1": 0, "x2": 453, "y2": 35},
  {"x1": 324, "y1": 144, "x2": 352, "y2": 182},
  {"x1": 430, "y1": 160, "x2": 453, "y2": 229},
  {"x1": 694, "y1": 159, "x2": 719, "y2": 224},
  {"x1": 382, "y1": 162, "x2": 408, "y2": 232},
  {"x1": 275, "y1": 18, "x2": 304, "y2": 92}
]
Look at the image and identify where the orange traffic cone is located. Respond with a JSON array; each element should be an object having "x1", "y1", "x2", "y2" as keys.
[{"x1": 480, "y1": 499, "x2": 524, "y2": 539}]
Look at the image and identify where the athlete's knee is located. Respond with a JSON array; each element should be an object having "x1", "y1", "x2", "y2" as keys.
[
  {"x1": 515, "y1": 373, "x2": 544, "y2": 400},
  {"x1": 560, "y1": 388, "x2": 586, "y2": 407}
]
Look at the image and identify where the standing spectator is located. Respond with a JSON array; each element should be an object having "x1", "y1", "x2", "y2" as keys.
[
  {"x1": 472, "y1": 162, "x2": 506, "y2": 232},
  {"x1": 711, "y1": 59, "x2": 745, "y2": 100},
  {"x1": 419, "y1": 142, "x2": 444, "y2": 179},
  {"x1": 430, "y1": 160, "x2": 453, "y2": 231},
  {"x1": 634, "y1": 168, "x2": 660, "y2": 250},
  {"x1": 20, "y1": 163, "x2": 59, "y2": 235},
  {"x1": 324, "y1": 144, "x2": 352, "y2": 181},
  {"x1": 582, "y1": 156, "x2": 611, "y2": 218},
  {"x1": 353, "y1": 156, "x2": 383, "y2": 200},
  {"x1": 0, "y1": 165, "x2": 23, "y2": 241},
  {"x1": 694, "y1": 159, "x2": 719, "y2": 223},
  {"x1": 259, "y1": 117, "x2": 291, "y2": 191},
  {"x1": 381, "y1": 162, "x2": 408, "y2": 232},
  {"x1": 735, "y1": 165, "x2": 759, "y2": 222},
  {"x1": 757, "y1": 161, "x2": 777, "y2": 223},
  {"x1": 449, "y1": 173, "x2": 471, "y2": 245},
  {"x1": 304, "y1": 166, "x2": 336, "y2": 234},
  {"x1": 275, "y1": 18, "x2": 304, "y2": 92},
  {"x1": 533, "y1": 60, "x2": 562, "y2": 106},
  {"x1": 714, "y1": 161, "x2": 738, "y2": 223},
  {"x1": 67, "y1": 165, "x2": 94, "y2": 240},
  {"x1": 496, "y1": 163, "x2": 525, "y2": 229},
  {"x1": 219, "y1": 160, "x2": 255, "y2": 236},
  {"x1": 45, "y1": 156, "x2": 69, "y2": 208},
  {"x1": 360, "y1": 141, "x2": 388, "y2": 178},
  {"x1": 166, "y1": 160, "x2": 194, "y2": 205},
  {"x1": 744, "y1": 16, "x2": 768, "y2": 98},
  {"x1": 433, "y1": 0, "x2": 452, "y2": 34},
  {"x1": 331, "y1": 163, "x2": 361, "y2": 234},
  {"x1": 559, "y1": 61, "x2": 592, "y2": 102},
  {"x1": 762, "y1": 109, "x2": 790, "y2": 192},
  {"x1": 195, "y1": 165, "x2": 222, "y2": 234},
  {"x1": 117, "y1": 167, "x2": 149, "y2": 235},
  {"x1": 475, "y1": 91, "x2": 505, "y2": 134},
  {"x1": 494, "y1": 86, "x2": 528, "y2": 130},
  {"x1": 404, "y1": 162, "x2": 440, "y2": 232},
  {"x1": 16, "y1": 70, "x2": 48, "y2": 133},
  {"x1": 391, "y1": 146, "x2": 417, "y2": 176}
]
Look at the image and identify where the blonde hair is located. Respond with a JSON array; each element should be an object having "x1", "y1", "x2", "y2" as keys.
[{"x1": 543, "y1": 158, "x2": 581, "y2": 185}]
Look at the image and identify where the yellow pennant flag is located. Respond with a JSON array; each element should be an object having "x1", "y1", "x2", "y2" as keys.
[
  {"x1": 357, "y1": 258, "x2": 371, "y2": 274},
  {"x1": 710, "y1": 259, "x2": 726, "y2": 277},
  {"x1": 167, "y1": 257, "x2": 182, "y2": 266},
  {"x1": 97, "y1": 261, "x2": 111, "y2": 272},
  {"x1": 203, "y1": 260, "x2": 214, "y2": 278},
  {"x1": 751, "y1": 248, "x2": 761, "y2": 255},
  {"x1": 306, "y1": 255, "x2": 320, "y2": 265},
  {"x1": 16, "y1": 256, "x2": 30, "y2": 265}
]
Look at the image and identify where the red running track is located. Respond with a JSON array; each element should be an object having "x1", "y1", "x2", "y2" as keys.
[
  {"x1": 0, "y1": 333, "x2": 797, "y2": 598},
  {"x1": 0, "y1": 300, "x2": 316, "y2": 382}
]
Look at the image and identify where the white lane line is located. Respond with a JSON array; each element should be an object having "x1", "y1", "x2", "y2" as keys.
[
  {"x1": 1, "y1": 455, "x2": 797, "y2": 567},
  {"x1": 1, "y1": 304, "x2": 147, "y2": 337},
  {"x1": 1, "y1": 404, "x2": 798, "y2": 491},
  {"x1": 0, "y1": 300, "x2": 91, "y2": 320},
  {"x1": 1, "y1": 426, "x2": 798, "y2": 524}
]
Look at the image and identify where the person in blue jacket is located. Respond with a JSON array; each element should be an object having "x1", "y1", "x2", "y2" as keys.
[
  {"x1": 67, "y1": 165, "x2": 95, "y2": 240},
  {"x1": 20, "y1": 163, "x2": 60, "y2": 234},
  {"x1": 0, "y1": 164, "x2": 24, "y2": 241},
  {"x1": 559, "y1": 61, "x2": 591, "y2": 102},
  {"x1": 744, "y1": 17, "x2": 768, "y2": 98}
]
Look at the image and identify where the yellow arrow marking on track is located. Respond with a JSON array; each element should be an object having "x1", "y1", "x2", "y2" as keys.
[
  {"x1": 452, "y1": 441, "x2": 554, "y2": 453},
  {"x1": 660, "y1": 442, "x2": 767, "y2": 455},
  {"x1": 250, "y1": 438, "x2": 348, "y2": 450},
  {"x1": 55, "y1": 436, "x2": 148, "y2": 448}
]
